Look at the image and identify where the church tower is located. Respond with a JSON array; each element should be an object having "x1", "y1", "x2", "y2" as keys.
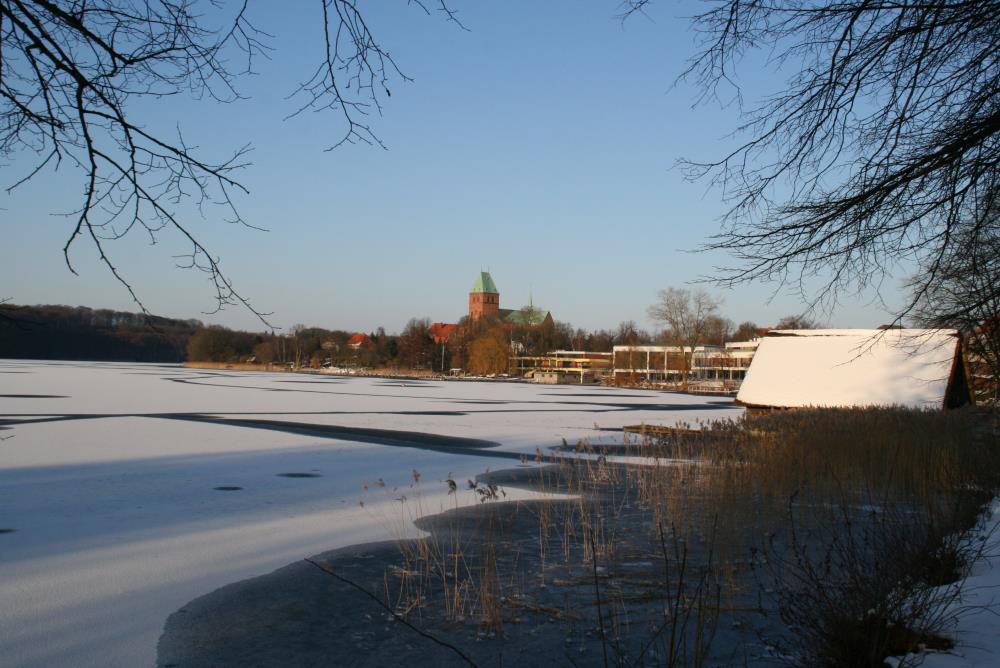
[{"x1": 469, "y1": 271, "x2": 500, "y2": 320}]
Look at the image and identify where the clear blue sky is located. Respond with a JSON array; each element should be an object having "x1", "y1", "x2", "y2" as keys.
[{"x1": 1, "y1": 1, "x2": 908, "y2": 334}]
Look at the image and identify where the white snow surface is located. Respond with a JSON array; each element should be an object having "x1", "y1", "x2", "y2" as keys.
[
  {"x1": 0, "y1": 360, "x2": 739, "y2": 667},
  {"x1": 896, "y1": 501, "x2": 1000, "y2": 668},
  {"x1": 737, "y1": 329, "x2": 961, "y2": 409}
]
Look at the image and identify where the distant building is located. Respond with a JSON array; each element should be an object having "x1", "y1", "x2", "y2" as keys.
[
  {"x1": 426, "y1": 272, "x2": 556, "y2": 373},
  {"x1": 347, "y1": 332, "x2": 374, "y2": 350},
  {"x1": 512, "y1": 350, "x2": 613, "y2": 384},
  {"x1": 692, "y1": 341, "x2": 758, "y2": 384},
  {"x1": 968, "y1": 317, "x2": 999, "y2": 403},
  {"x1": 613, "y1": 345, "x2": 690, "y2": 385},
  {"x1": 611, "y1": 341, "x2": 757, "y2": 389},
  {"x1": 468, "y1": 271, "x2": 553, "y2": 326},
  {"x1": 468, "y1": 272, "x2": 501, "y2": 320},
  {"x1": 736, "y1": 329, "x2": 972, "y2": 411},
  {"x1": 428, "y1": 322, "x2": 458, "y2": 344}
]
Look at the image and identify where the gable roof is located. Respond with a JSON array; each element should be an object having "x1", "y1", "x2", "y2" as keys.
[
  {"x1": 736, "y1": 329, "x2": 970, "y2": 410},
  {"x1": 428, "y1": 322, "x2": 458, "y2": 344},
  {"x1": 347, "y1": 332, "x2": 373, "y2": 348},
  {"x1": 471, "y1": 271, "x2": 499, "y2": 294}
]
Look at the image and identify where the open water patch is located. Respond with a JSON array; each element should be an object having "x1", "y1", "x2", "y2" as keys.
[
  {"x1": 0, "y1": 394, "x2": 68, "y2": 398},
  {"x1": 276, "y1": 472, "x2": 323, "y2": 479},
  {"x1": 213, "y1": 486, "x2": 244, "y2": 491},
  {"x1": 0, "y1": 528, "x2": 16, "y2": 534},
  {"x1": 156, "y1": 461, "x2": 767, "y2": 667}
]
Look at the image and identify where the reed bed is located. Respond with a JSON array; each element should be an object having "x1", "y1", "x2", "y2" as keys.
[
  {"x1": 347, "y1": 406, "x2": 1000, "y2": 667},
  {"x1": 637, "y1": 407, "x2": 1000, "y2": 667}
]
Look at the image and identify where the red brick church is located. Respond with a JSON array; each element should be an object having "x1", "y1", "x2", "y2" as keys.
[
  {"x1": 468, "y1": 272, "x2": 552, "y2": 325},
  {"x1": 430, "y1": 272, "x2": 553, "y2": 343}
]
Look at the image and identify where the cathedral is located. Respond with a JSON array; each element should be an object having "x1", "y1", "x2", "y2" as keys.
[
  {"x1": 430, "y1": 271, "x2": 553, "y2": 345},
  {"x1": 468, "y1": 272, "x2": 552, "y2": 326}
]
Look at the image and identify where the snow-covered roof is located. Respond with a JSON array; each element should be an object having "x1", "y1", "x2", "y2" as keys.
[
  {"x1": 736, "y1": 329, "x2": 966, "y2": 409},
  {"x1": 763, "y1": 328, "x2": 929, "y2": 337}
]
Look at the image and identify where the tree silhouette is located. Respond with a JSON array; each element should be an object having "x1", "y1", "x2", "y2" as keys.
[
  {"x1": 1, "y1": 0, "x2": 463, "y2": 323},
  {"x1": 911, "y1": 218, "x2": 1000, "y2": 401},
  {"x1": 647, "y1": 287, "x2": 722, "y2": 389},
  {"x1": 624, "y1": 0, "x2": 1000, "y2": 321}
]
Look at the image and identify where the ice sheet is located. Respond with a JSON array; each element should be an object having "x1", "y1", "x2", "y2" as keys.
[{"x1": 0, "y1": 360, "x2": 740, "y2": 666}]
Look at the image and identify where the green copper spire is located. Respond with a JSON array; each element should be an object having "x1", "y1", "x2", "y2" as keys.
[{"x1": 471, "y1": 271, "x2": 499, "y2": 294}]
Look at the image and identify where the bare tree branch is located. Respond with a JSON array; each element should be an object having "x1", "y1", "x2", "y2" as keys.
[
  {"x1": 910, "y1": 212, "x2": 1000, "y2": 401},
  {"x1": 647, "y1": 287, "x2": 723, "y2": 388},
  {"x1": 626, "y1": 0, "x2": 1000, "y2": 321},
  {"x1": 2, "y1": 1, "x2": 464, "y2": 324}
]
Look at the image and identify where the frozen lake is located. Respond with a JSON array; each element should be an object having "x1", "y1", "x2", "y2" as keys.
[{"x1": 0, "y1": 360, "x2": 740, "y2": 667}]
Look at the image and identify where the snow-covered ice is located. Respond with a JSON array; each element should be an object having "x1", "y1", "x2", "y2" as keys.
[{"x1": 0, "y1": 360, "x2": 739, "y2": 667}]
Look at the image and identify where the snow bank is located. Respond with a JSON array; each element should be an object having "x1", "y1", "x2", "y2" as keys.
[{"x1": 916, "y1": 501, "x2": 1000, "y2": 667}]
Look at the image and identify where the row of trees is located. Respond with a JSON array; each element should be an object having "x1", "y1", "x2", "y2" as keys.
[
  {"x1": 0, "y1": 295, "x2": 826, "y2": 372},
  {"x1": 0, "y1": 296, "x2": 799, "y2": 371},
  {"x1": 182, "y1": 291, "x2": 807, "y2": 376},
  {"x1": 0, "y1": 304, "x2": 200, "y2": 362},
  {"x1": 185, "y1": 326, "x2": 380, "y2": 368},
  {"x1": 183, "y1": 315, "x2": 615, "y2": 372}
]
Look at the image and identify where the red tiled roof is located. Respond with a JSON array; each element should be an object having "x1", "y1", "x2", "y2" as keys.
[
  {"x1": 348, "y1": 332, "x2": 373, "y2": 348},
  {"x1": 429, "y1": 322, "x2": 458, "y2": 344}
]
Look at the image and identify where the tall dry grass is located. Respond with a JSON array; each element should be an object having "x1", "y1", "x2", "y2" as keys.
[
  {"x1": 361, "y1": 406, "x2": 999, "y2": 666},
  {"x1": 379, "y1": 449, "x2": 733, "y2": 664},
  {"x1": 634, "y1": 408, "x2": 1000, "y2": 538},
  {"x1": 634, "y1": 407, "x2": 1000, "y2": 667}
]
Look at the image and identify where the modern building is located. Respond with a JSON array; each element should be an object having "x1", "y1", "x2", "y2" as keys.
[
  {"x1": 611, "y1": 341, "x2": 758, "y2": 389},
  {"x1": 691, "y1": 341, "x2": 758, "y2": 384},
  {"x1": 612, "y1": 345, "x2": 690, "y2": 384},
  {"x1": 511, "y1": 350, "x2": 613, "y2": 384}
]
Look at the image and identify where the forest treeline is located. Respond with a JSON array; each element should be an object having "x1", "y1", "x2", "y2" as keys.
[
  {"x1": 184, "y1": 316, "x2": 646, "y2": 373},
  {"x1": 0, "y1": 304, "x2": 201, "y2": 362},
  {"x1": 177, "y1": 312, "x2": 769, "y2": 374},
  {"x1": 0, "y1": 303, "x2": 764, "y2": 372}
]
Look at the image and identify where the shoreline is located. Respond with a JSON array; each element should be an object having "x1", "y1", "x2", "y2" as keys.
[
  {"x1": 155, "y1": 457, "x2": 1000, "y2": 668},
  {"x1": 0, "y1": 360, "x2": 746, "y2": 667},
  {"x1": 155, "y1": 463, "x2": 760, "y2": 667},
  {"x1": 181, "y1": 361, "x2": 738, "y2": 396},
  {"x1": 181, "y1": 361, "x2": 522, "y2": 383}
]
